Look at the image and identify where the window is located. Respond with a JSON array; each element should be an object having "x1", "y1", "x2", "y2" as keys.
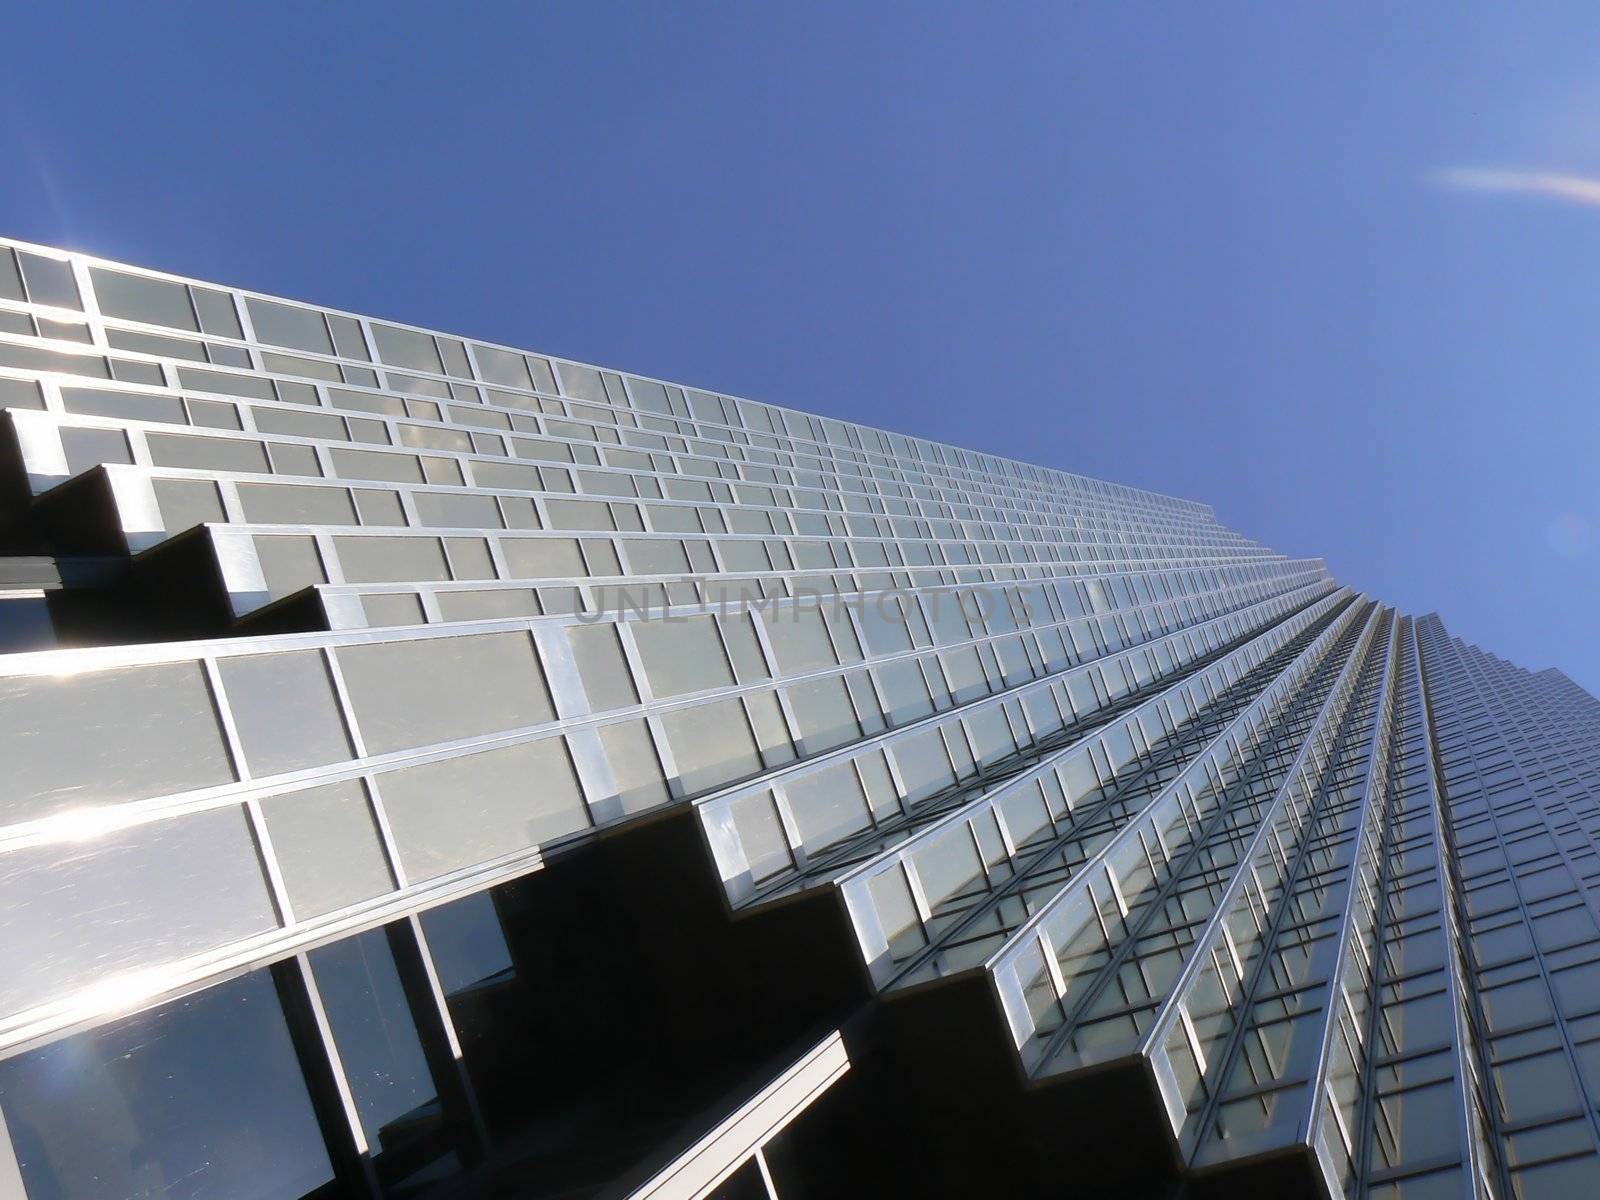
[
  {"x1": 260, "y1": 780, "x2": 394, "y2": 918},
  {"x1": 219, "y1": 649, "x2": 354, "y2": 776},
  {"x1": 630, "y1": 615, "x2": 734, "y2": 698},
  {"x1": 336, "y1": 535, "x2": 452, "y2": 584},
  {"x1": 153, "y1": 478, "x2": 226, "y2": 533},
  {"x1": 786, "y1": 676, "x2": 861, "y2": 752},
  {"x1": 255, "y1": 534, "x2": 327, "y2": 598},
  {"x1": 765, "y1": 607, "x2": 839, "y2": 675},
  {"x1": 0, "y1": 970, "x2": 333, "y2": 1200},
  {"x1": 912, "y1": 827, "x2": 986, "y2": 911},
  {"x1": 315, "y1": 312, "x2": 365, "y2": 360},
  {"x1": 892, "y1": 729, "x2": 954, "y2": 803},
  {"x1": 234, "y1": 483, "x2": 350, "y2": 528},
  {"x1": 378, "y1": 736, "x2": 589, "y2": 879},
  {"x1": 876, "y1": 658, "x2": 935, "y2": 725},
  {"x1": 624, "y1": 538, "x2": 692, "y2": 576},
  {"x1": 371, "y1": 323, "x2": 444, "y2": 374},
  {"x1": 193, "y1": 287, "x2": 245, "y2": 339},
  {"x1": 0, "y1": 805, "x2": 277, "y2": 1016},
  {"x1": 247, "y1": 298, "x2": 334, "y2": 355},
  {"x1": 869, "y1": 866, "x2": 928, "y2": 960},
  {"x1": 500, "y1": 536, "x2": 586, "y2": 580},
  {"x1": 941, "y1": 645, "x2": 989, "y2": 704},
  {"x1": 474, "y1": 344, "x2": 533, "y2": 389},
  {"x1": 0, "y1": 661, "x2": 234, "y2": 820},
  {"x1": 17, "y1": 251, "x2": 81, "y2": 309},
  {"x1": 556, "y1": 363, "x2": 607, "y2": 403},
  {"x1": 598, "y1": 719, "x2": 668, "y2": 814},
  {"x1": 337, "y1": 631, "x2": 554, "y2": 755},
  {"x1": 785, "y1": 761, "x2": 871, "y2": 852},
  {"x1": 91, "y1": 267, "x2": 198, "y2": 330},
  {"x1": 660, "y1": 698, "x2": 762, "y2": 793},
  {"x1": 718, "y1": 614, "x2": 769, "y2": 683},
  {"x1": 149, "y1": 432, "x2": 271, "y2": 475},
  {"x1": 309, "y1": 927, "x2": 460, "y2": 1191},
  {"x1": 566, "y1": 624, "x2": 639, "y2": 711},
  {"x1": 728, "y1": 790, "x2": 793, "y2": 883}
]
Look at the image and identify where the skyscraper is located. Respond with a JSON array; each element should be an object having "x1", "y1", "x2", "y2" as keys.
[{"x1": 0, "y1": 234, "x2": 1592, "y2": 1199}]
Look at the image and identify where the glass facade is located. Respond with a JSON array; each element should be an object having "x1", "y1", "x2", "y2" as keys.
[{"x1": 0, "y1": 234, "x2": 1593, "y2": 1198}]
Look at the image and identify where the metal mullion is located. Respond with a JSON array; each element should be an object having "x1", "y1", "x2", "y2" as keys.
[
  {"x1": 385, "y1": 916, "x2": 491, "y2": 1164},
  {"x1": 819, "y1": 588, "x2": 1333, "y2": 900},
  {"x1": 1289, "y1": 613, "x2": 1403, "y2": 1180},
  {"x1": 1411, "y1": 620, "x2": 1524, "y2": 1197},
  {"x1": 1046, "y1": 617, "x2": 1380, "y2": 1068},
  {"x1": 201, "y1": 656, "x2": 297, "y2": 927},
  {"x1": 940, "y1": 601, "x2": 1364, "y2": 1011},
  {"x1": 1136, "y1": 604, "x2": 1383, "y2": 1128},
  {"x1": 275, "y1": 953, "x2": 381, "y2": 1198}
]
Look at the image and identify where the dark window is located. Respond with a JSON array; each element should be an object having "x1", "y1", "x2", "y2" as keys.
[
  {"x1": 308, "y1": 927, "x2": 458, "y2": 1193},
  {"x1": 0, "y1": 970, "x2": 333, "y2": 1200}
]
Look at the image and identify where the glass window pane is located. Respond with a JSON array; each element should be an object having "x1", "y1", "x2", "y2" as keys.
[
  {"x1": 219, "y1": 650, "x2": 354, "y2": 777},
  {"x1": 420, "y1": 891, "x2": 514, "y2": 997},
  {"x1": 858, "y1": 597, "x2": 915, "y2": 656},
  {"x1": 0, "y1": 805, "x2": 277, "y2": 1015},
  {"x1": 473, "y1": 344, "x2": 532, "y2": 389},
  {"x1": 0, "y1": 248, "x2": 23, "y2": 300},
  {"x1": 308, "y1": 927, "x2": 455, "y2": 1186},
  {"x1": 719, "y1": 614, "x2": 769, "y2": 683},
  {"x1": 336, "y1": 535, "x2": 451, "y2": 584},
  {"x1": 371, "y1": 323, "x2": 443, "y2": 374},
  {"x1": 566, "y1": 624, "x2": 639, "y2": 711},
  {"x1": 147, "y1": 431, "x2": 271, "y2": 473},
  {"x1": 18, "y1": 252, "x2": 81, "y2": 309},
  {"x1": 786, "y1": 676, "x2": 860, "y2": 752},
  {"x1": 743, "y1": 690, "x2": 796, "y2": 766},
  {"x1": 729, "y1": 790, "x2": 792, "y2": 882},
  {"x1": 61, "y1": 426, "x2": 132, "y2": 474},
  {"x1": 598, "y1": 719, "x2": 668, "y2": 814},
  {"x1": 876, "y1": 658, "x2": 934, "y2": 725},
  {"x1": 785, "y1": 761, "x2": 871, "y2": 852},
  {"x1": 176, "y1": 364, "x2": 275, "y2": 400},
  {"x1": 631, "y1": 616, "x2": 734, "y2": 698},
  {"x1": 556, "y1": 363, "x2": 607, "y2": 403},
  {"x1": 255, "y1": 534, "x2": 327, "y2": 600},
  {"x1": 337, "y1": 631, "x2": 555, "y2": 755},
  {"x1": 62, "y1": 385, "x2": 185, "y2": 424},
  {"x1": 765, "y1": 608, "x2": 839, "y2": 674},
  {"x1": 438, "y1": 338, "x2": 472, "y2": 379},
  {"x1": 0, "y1": 662, "x2": 234, "y2": 821},
  {"x1": 0, "y1": 377, "x2": 44, "y2": 409},
  {"x1": 526, "y1": 356, "x2": 558, "y2": 394},
  {"x1": 624, "y1": 538, "x2": 691, "y2": 576},
  {"x1": 892, "y1": 729, "x2": 955, "y2": 803},
  {"x1": 261, "y1": 780, "x2": 394, "y2": 919},
  {"x1": 246, "y1": 298, "x2": 334, "y2": 355},
  {"x1": 660, "y1": 699, "x2": 761, "y2": 794},
  {"x1": 90, "y1": 267, "x2": 198, "y2": 330},
  {"x1": 154, "y1": 477, "x2": 227, "y2": 534},
  {"x1": 0, "y1": 970, "x2": 333, "y2": 1200},
  {"x1": 192, "y1": 287, "x2": 243, "y2": 339},
  {"x1": 42, "y1": 317, "x2": 92, "y2": 343},
  {"x1": 363, "y1": 592, "x2": 428, "y2": 627},
  {"x1": 500, "y1": 536, "x2": 586, "y2": 580},
  {"x1": 238, "y1": 481, "x2": 358, "y2": 526},
  {"x1": 0, "y1": 341, "x2": 109, "y2": 379},
  {"x1": 378, "y1": 737, "x2": 589, "y2": 879},
  {"x1": 327, "y1": 313, "x2": 370, "y2": 360},
  {"x1": 436, "y1": 589, "x2": 538, "y2": 622}
]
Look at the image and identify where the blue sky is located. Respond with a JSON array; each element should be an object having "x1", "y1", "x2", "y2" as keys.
[{"x1": 3, "y1": 5, "x2": 1597, "y2": 689}]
